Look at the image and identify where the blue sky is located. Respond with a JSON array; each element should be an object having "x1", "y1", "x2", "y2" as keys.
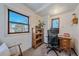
[{"x1": 9, "y1": 11, "x2": 29, "y2": 24}]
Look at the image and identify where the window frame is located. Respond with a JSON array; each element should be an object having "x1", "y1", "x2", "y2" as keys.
[{"x1": 8, "y1": 9, "x2": 29, "y2": 34}]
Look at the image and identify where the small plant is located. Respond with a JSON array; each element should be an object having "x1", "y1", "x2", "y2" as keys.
[{"x1": 38, "y1": 20, "x2": 45, "y2": 28}]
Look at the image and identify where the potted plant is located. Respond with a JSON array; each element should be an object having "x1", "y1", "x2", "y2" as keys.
[{"x1": 38, "y1": 20, "x2": 45, "y2": 28}]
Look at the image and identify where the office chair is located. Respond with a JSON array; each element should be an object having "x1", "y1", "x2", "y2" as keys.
[{"x1": 47, "y1": 30, "x2": 59, "y2": 56}]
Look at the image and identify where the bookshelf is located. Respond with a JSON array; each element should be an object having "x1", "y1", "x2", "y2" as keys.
[{"x1": 32, "y1": 26, "x2": 44, "y2": 48}]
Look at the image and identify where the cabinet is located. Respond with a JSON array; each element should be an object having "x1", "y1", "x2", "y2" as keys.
[{"x1": 59, "y1": 37, "x2": 71, "y2": 52}]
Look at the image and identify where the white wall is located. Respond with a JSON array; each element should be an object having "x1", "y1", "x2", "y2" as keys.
[
  {"x1": 71, "y1": 5, "x2": 79, "y2": 55},
  {"x1": 43, "y1": 16, "x2": 49, "y2": 43},
  {"x1": 0, "y1": 3, "x2": 42, "y2": 54}
]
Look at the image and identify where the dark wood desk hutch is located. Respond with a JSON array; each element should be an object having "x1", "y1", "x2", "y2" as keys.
[{"x1": 32, "y1": 26, "x2": 44, "y2": 48}]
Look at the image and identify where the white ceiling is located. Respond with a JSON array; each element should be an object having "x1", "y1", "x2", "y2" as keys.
[{"x1": 24, "y1": 3, "x2": 78, "y2": 17}]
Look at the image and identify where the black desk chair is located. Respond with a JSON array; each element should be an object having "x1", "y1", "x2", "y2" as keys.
[{"x1": 47, "y1": 30, "x2": 59, "y2": 56}]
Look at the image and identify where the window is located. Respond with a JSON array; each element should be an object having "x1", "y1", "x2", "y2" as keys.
[
  {"x1": 52, "y1": 19, "x2": 59, "y2": 28},
  {"x1": 8, "y1": 9, "x2": 29, "y2": 34},
  {"x1": 51, "y1": 18, "x2": 59, "y2": 33}
]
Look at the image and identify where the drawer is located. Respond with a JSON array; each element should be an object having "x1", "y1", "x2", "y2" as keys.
[
  {"x1": 63, "y1": 39, "x2": 68, "y2": 41},
  {"x1": 62, "y1": 43, "x2": 67, "y2": 46},
  {"x1": 62, "y1": 42, "x2": 70, "y2": 45},
  {"x1": 60, "y1": 40, "x2": 70, "y2": 45},
  {"x1": 61, "y1": 39, "x2": 70, "y2": 42},
  {"x1": 60, "y1": 42, "x2": 70, "y2": 48}
]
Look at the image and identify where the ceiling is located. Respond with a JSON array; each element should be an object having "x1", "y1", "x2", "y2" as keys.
[{"x1": 24, "y1": 3, "x2": 78, "y2": 17}]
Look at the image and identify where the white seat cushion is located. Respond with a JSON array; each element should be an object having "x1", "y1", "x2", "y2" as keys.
[{"x1": 0, "y1": 43, "x2": 10, "y2": 56}]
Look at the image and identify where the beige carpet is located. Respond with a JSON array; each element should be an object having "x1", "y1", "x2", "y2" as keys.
[{"x1": 23, "y1": 44, "x2": 77, "y2": 56}]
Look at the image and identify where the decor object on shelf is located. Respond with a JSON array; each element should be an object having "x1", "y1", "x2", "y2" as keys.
[
  {"x1": 63, "y1": 33, "x2": 70, "y2": 37},
  {"x1": 38, "y1": 20, "x2": 45, "y2": 28},
  {"x1": 72, "y1": 13, "x2": 78, "y2": 24}
]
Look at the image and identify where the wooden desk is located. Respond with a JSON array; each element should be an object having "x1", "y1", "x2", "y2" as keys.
[{"x1": 59, "y1": 37, "x2": 71, "y2": 55}]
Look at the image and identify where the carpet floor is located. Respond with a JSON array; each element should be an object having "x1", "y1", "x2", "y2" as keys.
[{"x1": 23, "y1": 44, "x2": 77, "y2": 56}]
